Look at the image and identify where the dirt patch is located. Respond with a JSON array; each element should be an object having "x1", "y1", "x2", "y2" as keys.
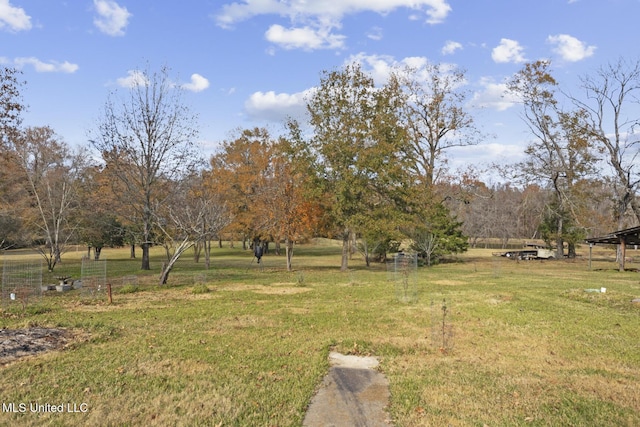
[
  {"x1": 253, "y1": 287, "x2": 312, "y2": 295},
  {"x1": 432, "y1": 279, "x2": 465, "y2": 286},
  {"x1": 220, "y1": 283, "x2": 312, "y2": 295},
  {"x1": 0, "y1": 327, "x2": 74, "y2": 366}
]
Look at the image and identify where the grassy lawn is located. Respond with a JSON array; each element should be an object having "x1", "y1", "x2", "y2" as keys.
[{"x1": 0, "y1": 242, "x2": 639, "y2": 426}]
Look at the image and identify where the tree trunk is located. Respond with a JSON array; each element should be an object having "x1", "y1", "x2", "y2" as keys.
[
  {"x1": 341, "y1": 230, "x2": 350, "y2": 271},
  {"x1": 130, "y1": 244, "x2": 136, "y2": 259},
  {"x1": 568, "y1": 242, "x2": 576, "y2": 258},
  {"x1": 159, "y1": 262, "x2": 170, "y2": 285},
  {"x1": 285, "y1": 237, "x2": 293, "y2": 272},
  {"x1": 205, "y1": 239, "x2": 211, "y2": 269},
  {"x1": 141, "y1": 242, "x2": 150, "y2": 270},
  {"x1": 159, "y1": 240, "x2": 194, "y2": 285},
  {"x1": 555, "y1": 216, "x2": 564, "y2": 259},
  {"x1": 193, "y1": 240, "x2": 202, "y2": 262},
  {"x1": 362, "y1": 239, "x2": 371, "y2": 267}
]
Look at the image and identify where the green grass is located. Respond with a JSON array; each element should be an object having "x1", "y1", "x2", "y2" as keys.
[{"x1": 0, "y1": 243, "x2": 639, "y2": 426}]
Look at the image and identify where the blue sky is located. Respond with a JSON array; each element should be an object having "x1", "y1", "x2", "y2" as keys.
[{"x1": 1, "y1": 0, "x2": 638, "y2": 173}]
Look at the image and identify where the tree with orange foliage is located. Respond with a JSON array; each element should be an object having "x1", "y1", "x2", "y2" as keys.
[
  {"x1": 262, "y1": 132, "x2": 323, "y2": 271},
  {"x1": 206, "y1": 127, "x2": 275, "y2": 249}
]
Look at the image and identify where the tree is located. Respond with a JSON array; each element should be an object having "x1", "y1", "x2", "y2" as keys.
[
  {"x1": 90, "y1": 65, "x2": 201, "y2": 270},
  {"x1": 0, "y1": 67, "x2": 24, "y2": 147},
  {"x1": 268, "y1": 128, "x2": 325, "y2": 270},
  {"x1": 207, "y1": 127, "x2": 275, "y2": 249},
  {"x1": 410, "y1": 202, "x2": 468, "y2": 266},
  {"x1": 508, "y1": 61, "x2": 598, "y2": 258},
  {"x1": 75, "y1": 165, "x2": 126, "y2": 260},
  {"x1": 305, "y1": 63, "x2": 411, "y2": 270},
  {"x1": 572, "y1": 58, "x2": 640, "y2": 228},
  {"x1": 0, "y1": 67, "x2": 26, "y2": 250},
  {"x1": 395, "y1": 62, "x2": 481, "y2": 188},
  {"x1": 12, "y1": 126, "x2": 88, "y2": 271},
  {"x1": 185, "y1": 172, "x2": 232, "y2": 269},
  {"x1": 155, "y1": 176, "x2": 229, "y2": 285}
]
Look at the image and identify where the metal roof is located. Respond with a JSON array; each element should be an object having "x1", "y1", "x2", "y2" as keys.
[{"x1": 585, "y1": 225, "x2": 640, "y2": 245}]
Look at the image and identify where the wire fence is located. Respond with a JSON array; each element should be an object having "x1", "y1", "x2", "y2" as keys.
[{"x1": 1, "y1": 259, "x2": 43, "y2": 309}]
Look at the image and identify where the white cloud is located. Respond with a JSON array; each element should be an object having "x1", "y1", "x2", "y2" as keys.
[
  {"x1": 116, "y1": 70, "x2": 148, "y2": 88},
  {"x1": 344, "y1": 53, "x2": 425, "y2": 84},
  {"x1": 182, "y1": 73, "x2": 210, "y2": 92},
  {"x1": 344, "y1": 53, "x2": 397, "y2": 84},
  {"x1": 470, "y1": 78, "x2": 518, "y2": 111},
  {"x1": 14, "y1": 57, "x2": 78, "y2": 73},
  {"x1": 244, "y1": 89, "x2": 314, "y2": 122},
  {"x1": 215, "y1": 0, "x2": 451, "y2": 50},
  {"x1": 448, "y1": 142, "x2": 525, "y2": 167},
  {"x1": 265, "y1": 24, "x2": 345, "y2": 50},
  {"x1": 366, "y1": 26, "x2": 383, "y2": 41},
  {"x1": 442, "y1": 40, "x2": 462, "y2": 55},
  {"x1": 547, "y1": 34, "x2": 595, "y2": 62},
  {"x1": 93, "y1": 0, "x2": 131, "y2": 36},
  {"x1": 216, "y1": 0, "x2": 451, "y2": 26},
  {"x1": 491, "y1": 38, "x2": 526, "y2": 64},
  {"x1": 0, "y1": 0, "x2": 31, "y2": 32}
]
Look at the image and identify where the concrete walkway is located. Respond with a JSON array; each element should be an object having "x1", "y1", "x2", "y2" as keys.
[{"x1": 303, "y1": 352, "x2": 393, "y2": 427}]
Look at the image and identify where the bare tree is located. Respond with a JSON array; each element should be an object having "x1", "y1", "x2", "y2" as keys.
[
  {"x1": 572, "y1": 58, "x2": 640, "y2": 227},
  {"x1": 12, "y1": 126, "x2": 88, "y2": 271},
  {"x1": 155, "y1": 181, "x2": 230, "y2": 285},
  {"x1": 508, "y1": 61, "x2": 598, "y2": 258},
  {"x1": 90, "y1": 65, "x2": 201, "y2": 270}
]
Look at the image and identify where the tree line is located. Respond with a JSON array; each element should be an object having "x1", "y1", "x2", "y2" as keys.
[{"x1": 0, "y1": 59, "x2": 638, "y2": 282}]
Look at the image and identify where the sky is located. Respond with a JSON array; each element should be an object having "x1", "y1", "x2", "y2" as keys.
[{"x1": 1, "y1": 0, "x2": 639, "y2": 176}]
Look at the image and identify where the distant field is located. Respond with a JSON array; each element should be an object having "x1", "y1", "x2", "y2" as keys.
[{"x1": 0, "y1": 242, "x2": 639, "y2": 426}]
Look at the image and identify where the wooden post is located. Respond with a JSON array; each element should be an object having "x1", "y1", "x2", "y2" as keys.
[
  {"x1": 107, "y1": 283, "x2": 113, "y2": 304},
  {"x1": 589, "y1": 243, "x2": 593, "y2": 270}
]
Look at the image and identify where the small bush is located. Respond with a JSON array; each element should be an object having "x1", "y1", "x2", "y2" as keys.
[
  {"x1": 191, "y1": 284, "x2": 210, "y2": 294},
  {"x1": 117, "y1": 284, "x2": 140, "y2": 294},
  {"x1": 296, "y1": 272, "x2": 305, "y2": 286}
]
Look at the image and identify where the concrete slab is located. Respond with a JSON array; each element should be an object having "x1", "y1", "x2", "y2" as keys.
[{"x1": 303, "y1": 352, "x2": 393, "y2": 427}]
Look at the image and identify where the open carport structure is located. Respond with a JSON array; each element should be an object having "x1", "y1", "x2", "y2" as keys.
[{"x1": 585, "y1": 225, "x2": 640, "y2": 271}]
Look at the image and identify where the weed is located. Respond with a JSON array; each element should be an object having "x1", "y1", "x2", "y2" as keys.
[
  {"x1": 117, "y1": 284, "x2": 140, "y2": 294},
  {"x1": 191, "y1": 283, "x2": 210, "y2": 294}
]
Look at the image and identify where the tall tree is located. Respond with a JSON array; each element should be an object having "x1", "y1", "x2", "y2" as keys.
[
  {"x1": 395, "y1": 62, "x2": 481, "y2": 188},
  {"x1": 0, "y1": 67, "x2": 24, "y2": 147},
  {"x1": 265, "y1": 129, "x2": 324, "y2": 271},
  {"x1": 572, "y1": 58, "x2": 640, "y2": 227},
  {"x1": 306, "y1": 63, "x2": 410, "y2": 270},
  {"x1": 508, "y1": 61, "x2": 598, "y2": 258},
  {"x1": 12, "y1": 126, "x2": 88, "y2": 271},
  {"x1": 90, "y1": 65, "x2": 201, "y2": 270},
  {"x1": 207, "y1": 127, "x2": 275, "y2": 249},
  {"x1": 0, "y1": 67, "x2": 26, "y2": 249},
  {"x1": 76, "y1": 165, "x2": 125, "y2": 260}
]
